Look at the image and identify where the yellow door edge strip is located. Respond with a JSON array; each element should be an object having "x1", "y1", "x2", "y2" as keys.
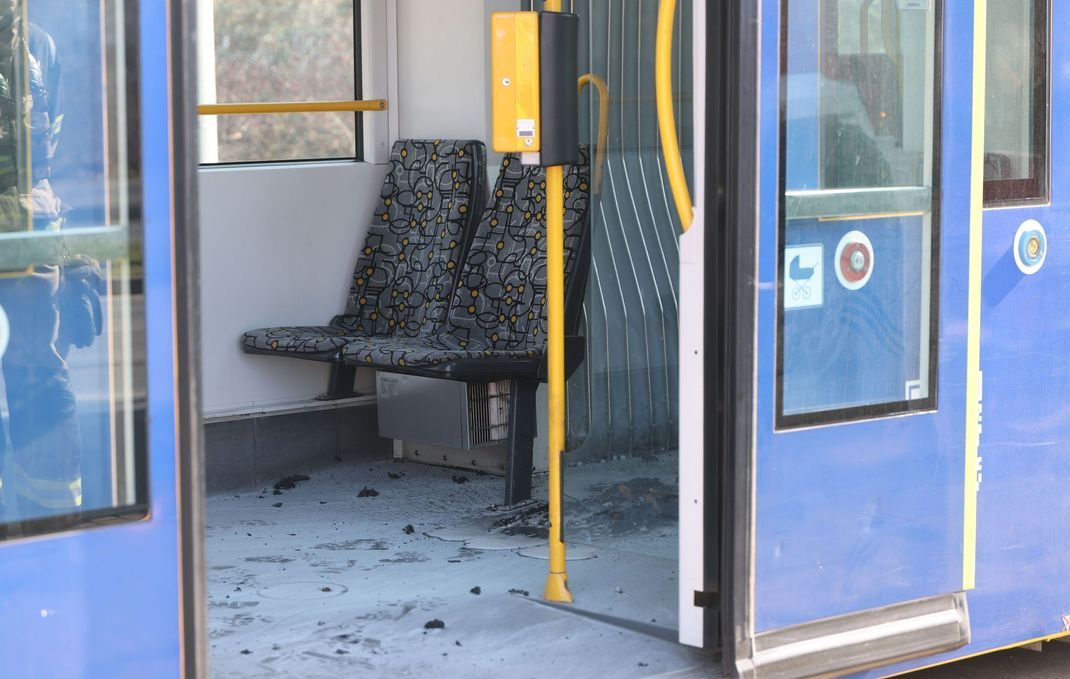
[
  {"x1": 655, "y1": 0, "x2": 693, "y2": 231},
  {"x1": 197, "y1": 100, "x2": 388, "y2": 116},
  {"x1": 963, "y1": 0, "x2": 986, "y2": 592}
]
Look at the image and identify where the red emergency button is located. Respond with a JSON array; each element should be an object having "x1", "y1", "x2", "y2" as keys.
[{"x1": 834, "y1": 230, "x2": 874, "y2": 290}]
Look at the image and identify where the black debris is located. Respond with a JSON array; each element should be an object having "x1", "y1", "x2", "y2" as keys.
[
  {"x1": 256, "y1": 495, "x2": 264, "y2": 499},
  {"x1": 335, "y1": 649, "x2": 349, "y2": 655},
  {"x1": 403, "y1": 524, "x2": 415, "y2": 535},
  {"x1": 491, "y1": 503, "x2": 550, "y2": 538},
  {"x1": 317, "y1": 621, "x2": 326, "y2": 626},
  {"x1": 245, "y1": 532, "x2": 252, "y2": 537},
  {"x1": 271, "y1": 502, "x2": 283, "y2": 508},
  {"x1": 272, "y1": 644, "x2": 281, "y2": 651},
  {"x1": 388, "y1": 472, "x2": 403, "y2": 480},
  {"x1": 273, "y1": 474, "x2": 310, "y2": 491},
  {"x1": 321, "y1": 586, "x2": 332, "y2": 592},
  {"x1": 448, "y1": 559, "x2": 461, "y2": 563},
  {"x1": 496, "y1": 478, "x2": 679, "y2": 539},
  {"x1": 638, "y1": 662, "x2": 649, "y2": 667},
  {"x1": 235, "y1": 587, "x2": 242, "y2": 592},
  {"x1": 469, "y1": 586, "x2": 481, "y2": 595},
  {"x1": 451, "y1": 475, "x2": 470, "y2": 485},
  {"x1": 240, "y1": 649, "x2": 251, "y2": 655},
  {"x1": 508, "y1": 588, "x2": 530, "y2": 597},
  {"x1": 272, "y1": 489, "x2": 282, "y2": 496},
  {"x1": 424, "y1": 619, "x2": 446, "y2": 630},
  {"x1": 455, "y1": 641, "x2": 462, "y2": 647},
  {"x1": 358, "y1": 487, "x2": 380, "y2": 498},
  {"x1": 319, "y1": 501, "x2": 327, "y2": 505}
]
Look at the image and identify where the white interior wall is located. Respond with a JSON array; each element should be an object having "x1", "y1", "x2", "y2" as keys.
[
  {"x1": 198, "y1": 162, "x2": 387, "y2": 415},
  {"x1": 198, "y1": 1, "x2": 514, "y2": 417}
]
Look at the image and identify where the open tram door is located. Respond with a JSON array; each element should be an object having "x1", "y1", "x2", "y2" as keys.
[
  {"x1": 0, "y1": 0, "x2": 203, "y2": 675},
  {"x1": 673, "y1": 0, "x2": 986, "y2": 676}
]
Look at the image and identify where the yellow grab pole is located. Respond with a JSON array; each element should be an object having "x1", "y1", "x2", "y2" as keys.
[
  {"x1": 544, "y1": 163, "x2": 570, "y2": 602},
  {"x1": 655, "y1": 0, "x2": 693, "y2": 231},
  {"x1": 542, "y1": 0, "x2": 572, "y2": 604},
  {"x1": 577, "y1": 73, "x2": 609, "y2": 193}
]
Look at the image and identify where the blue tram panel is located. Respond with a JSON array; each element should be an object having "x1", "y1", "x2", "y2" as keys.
[{"x1": 782, "y1": 215, "x2": 927, "y2": 416}]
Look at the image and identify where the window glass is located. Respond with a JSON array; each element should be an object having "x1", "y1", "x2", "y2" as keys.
[
  {"x1": 199, "y1": 0, "x2": 360, "y2": 164},
  {"x1": 984, "y1": 0, "x2": 1048, "y2": 205},
  {"x1": 0, "y1": 0, "x2": 147, "y2": 539},
  {"x1": 777, "y1": 0, "x2": 940, "y2": 428}
]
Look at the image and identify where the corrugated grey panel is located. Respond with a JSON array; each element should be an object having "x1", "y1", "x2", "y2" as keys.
[{"x1": 566, "y1": 0, "x2": 688, "y2": 460}]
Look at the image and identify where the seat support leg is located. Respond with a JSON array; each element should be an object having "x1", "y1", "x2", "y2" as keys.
[
  {"x1": 318, "y1": 362, "x2": 362, "y2": 401},
  {"x1": 504, "y1": 379, "x2": 538, "y2": 505}
]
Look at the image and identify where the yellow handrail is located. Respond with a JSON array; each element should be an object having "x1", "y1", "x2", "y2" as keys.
[
  {"x1": 197, "y1": 99, "x2": 388, "y2": 116},
  {"x1": 655, "y1": 0, "x2": 693, "y2": 231},
  {"x1": 578, "y1": 73, "x2": 609, "y2": 194}
]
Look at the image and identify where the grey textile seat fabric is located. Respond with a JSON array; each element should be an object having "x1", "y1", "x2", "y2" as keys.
[
  {"x1": 340, "y1": 146, "x2": 591, "y2": 371},
  {"x1": 240, "y1": 139, "x2": 487, "y2": 360}
]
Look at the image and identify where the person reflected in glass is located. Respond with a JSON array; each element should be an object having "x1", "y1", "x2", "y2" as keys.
[{"x1": 0, "y1": 0, "x2": 80, "y2": 523}]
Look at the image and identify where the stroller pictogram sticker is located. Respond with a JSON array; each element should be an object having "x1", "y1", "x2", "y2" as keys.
[{"x1": 784, "y1": 244, "x2": 823, "y2": 310}]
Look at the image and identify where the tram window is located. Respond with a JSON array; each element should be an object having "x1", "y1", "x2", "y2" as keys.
[
  {"x1": 0, "y1": 0, "x2": 148, "y2": 539},
  {"x1": 198, "y1": 0, "x2": 361, "y2": 165},
  {"x1": 777, "y1": 0, "x2": 940, "y2": 428},
  {"x1": 983, "y1": 0, "x2": 1048, "y2": 206}
]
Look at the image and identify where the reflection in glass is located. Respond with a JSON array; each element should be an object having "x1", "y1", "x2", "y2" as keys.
[
  {"x1": 983, "y1": 0, "x2": 1047, "y2": 203},
  {"x1": 0, "y1": 0, "x2": 146, "y2": 539},
  {"x1": 778, "y1": 0, "x2": 939, "y2": 427}
]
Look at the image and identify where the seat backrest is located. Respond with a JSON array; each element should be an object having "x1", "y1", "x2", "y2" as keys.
[
  {"x1": 443, "y1": 146, "x2": 591, "y2": 352},
  {"x1": 339, "y1": 139, "x2": 486, "y2": 336}
]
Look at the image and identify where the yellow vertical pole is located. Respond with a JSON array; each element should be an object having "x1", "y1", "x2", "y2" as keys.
[{"x1": 542, "y1": 0, "x2": 572, "y2": 604}]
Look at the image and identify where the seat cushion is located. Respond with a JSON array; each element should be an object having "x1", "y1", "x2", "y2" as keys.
[
  {"x1": 341, "y1": 333, "x2": 542, "y2": 368},
  {"x1": 241, "y1": 324, "x2": 365, "y2": 359},
  {"x1": 342, "y1": 139, "x2": 486, "y2": 337},
  {"x1": 438, "y1": 147, "x2": 590, "y2": 355},
  {"x1": 240, "y1": 139, "x2": 486, "y2": 362}
]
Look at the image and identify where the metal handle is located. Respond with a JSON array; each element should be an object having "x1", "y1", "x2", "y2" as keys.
[
  {"x1": 577, "y1": 73, "x2": 608, "y2": 193},
  {"x1": 197, "y1": 99, "x2": 388, "y2": 116},
  {"x1": 656, "y1": 0, "x2": 693, "y2": 232}
]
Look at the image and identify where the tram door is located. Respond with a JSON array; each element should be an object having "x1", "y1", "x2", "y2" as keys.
[
  {"x1": 679, "y1": 1, "x2": 983, "y2": 676},
  {"x1": 0, "y1": 1, "x2": 201, "y2": 676}
]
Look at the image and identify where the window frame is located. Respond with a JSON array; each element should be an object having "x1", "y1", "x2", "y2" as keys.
[
  {"x1": 198, "y1": 0, "x2": 365, "y2": 168},
  {"x1": 774, "y1": 0, "x2": 945, "y2": 430},
  {"x1": 982, "y1": 0, "x2": 1050, "y2": 207}
]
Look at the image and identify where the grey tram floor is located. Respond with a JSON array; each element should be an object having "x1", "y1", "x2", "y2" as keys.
[
  {"x1": 206, "y1": 457, "x2": 1070, "y2": 678},
  {"x1": 206, "y1": 456, "x2": 717, "y2": 678}
]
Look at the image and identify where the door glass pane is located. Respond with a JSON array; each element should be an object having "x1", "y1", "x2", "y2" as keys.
[
  {"x1": 778, "y1": 0, "x2": 940, "y2": 428},
  {"x1": 983, "y1": 0, "x2": 1048, "y2": 204},
  {"x1": 0, "y1": 0, "x2": 147, "y2": 539}
]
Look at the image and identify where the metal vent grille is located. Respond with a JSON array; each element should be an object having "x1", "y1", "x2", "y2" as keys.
[{"x1": 467, "y1": 380, "x2": 512, "y2": 447}]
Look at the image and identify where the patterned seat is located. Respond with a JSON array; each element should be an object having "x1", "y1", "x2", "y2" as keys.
[
  {"x1": 340, "y1": 146, "x2": 591, "y2": 376},
  {"x1": 241, "y1": 139, "x2": 487, "y2": 360}
]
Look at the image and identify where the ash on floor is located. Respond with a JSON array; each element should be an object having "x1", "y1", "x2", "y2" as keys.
[{"x1": 207, "y1": 458, "x2": 715, "y2": 678}]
